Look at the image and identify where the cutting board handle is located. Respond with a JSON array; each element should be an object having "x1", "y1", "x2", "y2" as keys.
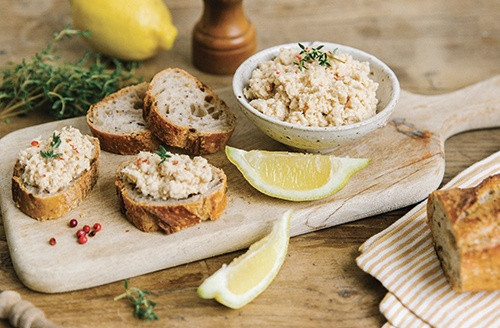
[{"x1": 403, "y1": 75, "x2": 500, "y2": 140}]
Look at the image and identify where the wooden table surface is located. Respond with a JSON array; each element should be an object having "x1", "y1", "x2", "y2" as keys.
[{"x1": 1, "y1": 0, "x2": 499, "y2": 327}]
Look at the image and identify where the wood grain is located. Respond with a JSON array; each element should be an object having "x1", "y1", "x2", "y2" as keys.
[
  {"x1": 2, "y1": 78, "x2": 497, "y2": 294},
  {"x1": 0, "y1": 0, "x2": 499, "y2": 327}
]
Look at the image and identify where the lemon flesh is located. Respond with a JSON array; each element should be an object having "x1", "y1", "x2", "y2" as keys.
[
  {"x1": 226, "y1": 146, "x2": 370, "y2": 201},
  {"x1": 198, "y1": 210, "x2": 291, "y2": 309},
  {"x1": 70, "y1": 0, "x2": 178, "y2": 61}
]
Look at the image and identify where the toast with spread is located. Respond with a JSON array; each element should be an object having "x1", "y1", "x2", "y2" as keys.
[
  {"x1": 12, "y1": 127, "x2": 100, "y2": 220},
  {"x1": 115, "y1": 150, "x2": 227, "y2": 234}
]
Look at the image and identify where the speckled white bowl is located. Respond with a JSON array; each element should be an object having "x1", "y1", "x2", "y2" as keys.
[{"x1": 232, "y1": 41, "x2": 400, "y2": 152}]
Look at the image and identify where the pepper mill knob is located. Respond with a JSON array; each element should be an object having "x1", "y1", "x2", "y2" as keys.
[{"x1": 192, "y1": 0, "x2": 257, "y2": 75}]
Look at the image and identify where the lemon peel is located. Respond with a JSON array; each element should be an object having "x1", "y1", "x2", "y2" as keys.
[
  {"x1": 225, "y1": 146, "x2": 370, "y2": 201},
  {"x1": 70, "y1": 0, "x2": 178, "y2": 61},
  {"x1": 198, "y1": 210, "x2": 292, "y2": 309}
]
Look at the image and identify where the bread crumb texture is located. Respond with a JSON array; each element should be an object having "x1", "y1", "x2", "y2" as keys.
[
  {"x1": 244, "y1": 47, "x2": 379, "y2": 127},
  {"x1": 120, "y1": 151, "x2": 213, "y2": 200},
  {"x1": 89, "y1": 82, "x2": 148, "y2": 134},
  {"x1": 17, "y1": 126, "x2": 95, "y2": 194}
]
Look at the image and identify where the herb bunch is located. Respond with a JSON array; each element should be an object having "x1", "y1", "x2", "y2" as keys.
[
  {"x1": 114, "y1": 280, "x2": 159, "y2": 321},
  {"x1": 154, "y1": 145, "x2": 171, "y2": 164},
  {"x1": 40, "y1": 132, "x2": 62, "y2": 159},
  {"x1": 0, "y1": 25, "x2": 141, "y2": 121},
  {"x1": 294, "y1": 43, "x2": 345, "y2": 71}
]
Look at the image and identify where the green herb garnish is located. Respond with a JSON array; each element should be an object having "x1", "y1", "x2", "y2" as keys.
[
  {"x1": 154, "y1": 145, "x2": 171, "y2": 164},
  {"x1": 294, "y1": 43, "x2": 345, "y2": 71},
  {"x1": 40, "y1": 132, "x2": 62, "y2": 159},
  {"x1": 0, "y1": 25, "x2": 141, "y2": 120},
  {"x1": 114, "y1": 280, "x2": 159, "y2": 321},
  {"x1": 50, "y1": 132, "x2": 61, "y2": 148},
  {"x1": 40, "y1": 149, "x2": 62, "y2": 159}
]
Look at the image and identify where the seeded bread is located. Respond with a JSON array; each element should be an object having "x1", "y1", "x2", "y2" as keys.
[
  {"x1": 86, "y1": 82, "x2": 161, "y2": 155},
  {"x1": 12, "y1": 138, "x2": 100, "y2": 221},
  {"x1": 143, "y1": 68, "x2": 236, "y2": 155},
  {"x1": 426, "y1": 174, "x2": 500, "y2": 292},
  {"x1": 115, "y1": 158, "x2": 228, "y2": 234}
]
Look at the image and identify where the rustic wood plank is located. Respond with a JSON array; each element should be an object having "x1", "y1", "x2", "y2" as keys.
[
  {"x1": 0, "y1": 0, "x2": 499, "y2": 327},
  {"x1": 2, "y1": 79, "x2": 497, "y2": 294}
]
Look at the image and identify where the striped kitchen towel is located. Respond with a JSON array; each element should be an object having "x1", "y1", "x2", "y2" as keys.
[{"x1": 356, "y1": 151, "x2": 500, "y2": 328}]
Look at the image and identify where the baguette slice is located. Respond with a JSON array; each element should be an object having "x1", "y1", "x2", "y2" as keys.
[
  {"x1": 143, "y1": 68, "x2": 236, "y2": 155},
  {"x1": 12, "y1": 137, "x2": 100, "y2": 221},
  {"x1": 115, "y1": 158, "x2": 227, "y2": 234},
  {"x1": 87, "y1": 82, "x2": 161, "y2": 155},
  {"x1": 426, "y1": 174, "x2": 500, "y2": 292}
]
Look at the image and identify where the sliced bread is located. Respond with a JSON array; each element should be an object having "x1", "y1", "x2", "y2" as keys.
[
  {"x1": 12, "y1": 127, "x2": 100, "y2": 220},
  {"x1": 86, "y1": 82, "x2": 161, "y2": 155},
  {"x1": 115, "y1": 150, "x2": 227, "y2": 234},
  {"x1": 143, "y1": 68, "x2": 237, "y2": 155},
  {"x1": 426, "y1": 174, "x2": 500, "y2": 292}
]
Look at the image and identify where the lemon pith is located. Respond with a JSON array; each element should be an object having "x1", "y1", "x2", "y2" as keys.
[
  {"x1": 225, "y1": 146, "x2": 369, "y2": 201},
  {"x1": 198, "y1": 210, "x2": 292, "y2": 309},
  {"x1": 70, "y1": 0, "x2": 178, "y2": 61}
]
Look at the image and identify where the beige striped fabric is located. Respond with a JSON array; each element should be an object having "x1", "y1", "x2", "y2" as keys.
[
  {"x1": 356, "y1": 151, "x2": 500, "y2": 328},
  {"x1": 380, "y1": 293, "x2": 430, "y2": 328}
]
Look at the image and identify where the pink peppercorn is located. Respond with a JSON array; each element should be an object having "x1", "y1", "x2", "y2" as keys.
[
  {"x1": 78, "y1": 235, "x2": 88, "y2": 244},
  {"x1": 93, "y1": 223, "x2": 102, "y2": 232}
]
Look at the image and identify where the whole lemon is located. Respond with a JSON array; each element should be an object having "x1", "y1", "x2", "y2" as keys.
[{"x1": 70, "y1": 0, "x2": 178, "y2": 61}]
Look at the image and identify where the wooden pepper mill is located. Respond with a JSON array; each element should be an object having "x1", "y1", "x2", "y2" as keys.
[{"x1": 192, "y1": 0, "x2": 257, "y2": 75}]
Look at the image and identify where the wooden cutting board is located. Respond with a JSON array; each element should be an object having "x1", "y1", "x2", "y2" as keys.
[{"x1": 1, "y1": 76, "x2": 499, "y2": 293}]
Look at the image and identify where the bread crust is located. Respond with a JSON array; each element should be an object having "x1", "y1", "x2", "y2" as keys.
[
  {"x1": 427, "y1": 174, "x2": 500, "y2": 292},
  {"x1": 87, "y1": 83, "x2": 161, "y2": 155},
  {"x1": 12, "y1": 138, "x2": 100, "y2": 221},
  {"x1": 143, "y1": 68, "x2": 236, "y2": 155},
  {"x1": 86, "y1": 123, "x2": 160, "y2": 155},
  {"x1": 115, "y1": 159, "x2": 227, "y2": 234}
]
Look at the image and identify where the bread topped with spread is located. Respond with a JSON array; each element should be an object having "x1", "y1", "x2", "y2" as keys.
[
  {"x1": 12, "y1": 126, "x2": 100, "y2": 220},
  {"x1": 115, "y1": 147, "x2": 227, "y2": 234},
  {"x1": 86, "y1": 82, "x2": 161, "y2": 155},
  {"x1": 143, "y1": 68, "x2": 237, "y2": 155},
  {"x1": 426, "y1": 174, "x2": 500, "y2": 292}
]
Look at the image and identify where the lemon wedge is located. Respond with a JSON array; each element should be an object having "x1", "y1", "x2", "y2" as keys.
[
  {"x1": 198, "y1": 210, "x2": 292, "y2": 309},
  {"x1": 225, "y1": 146, "x2": 369, "y2": 201},
  {"x1": 70, "y1": 0, "x2": 178, "y2": 61}
]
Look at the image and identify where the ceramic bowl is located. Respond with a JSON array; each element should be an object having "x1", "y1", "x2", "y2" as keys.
[{"x1": 232, "y1": 41, "x2": 400, "y2": 152}]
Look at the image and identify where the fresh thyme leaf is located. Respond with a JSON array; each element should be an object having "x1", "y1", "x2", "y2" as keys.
[
  {"x1": 0, "y1": 24, "x2": 142, "y2": 120},
  {"x1": 154, "y1": 145, "x2": 171, "y2": 164},
  {"x1": 293, "y1": 43, "x2": 345, "y2": 71},
  {"x1": 114, "y1": 280, "x2": 159, "y2": 321},
  {"x1": 50, "y1": 133, "x2": 61, "y2": 148},
  {"x1": 40, "y1": 149, "x2": 62, "y2": 159},
  {"x1": 40, "y1": 132, "x2": 63, "y2": 159}
]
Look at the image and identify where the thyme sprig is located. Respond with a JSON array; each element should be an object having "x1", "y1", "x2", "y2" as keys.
[
  {"x1": 40, "y1": 132, "x2": 62, "y2": 159},
  {"x1": 294, "y1": 43, "x2": 345, "y2": 71},
  {"x1": 0, "y1": 25, "x2": 141, "y2": 121},
  {"x1": 154, "y1": 145, "x2": 171, "y2": 164},
  {"x1": 50, "y1": 132, "x2": 61, "y2": 148},
  {"x1": 114, "y1": 280, "x2": 159, "y2": 321}
]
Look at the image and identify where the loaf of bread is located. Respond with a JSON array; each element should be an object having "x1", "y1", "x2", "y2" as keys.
[
  {"x1": 86, "y1": 82, "x2": 161, "y2": 155},
  {"x1": 143, "y1": 68, "x2": 237, "y2": 155},
  {"x1": 12, "y1": 127, "x2": 100, "y2": 220},
  {"x1": 426, "y1": 174, "x2": 500, "y2": 292},
  {"x1": 115, "y1": 150, "x2": 227, "y2": 234}
]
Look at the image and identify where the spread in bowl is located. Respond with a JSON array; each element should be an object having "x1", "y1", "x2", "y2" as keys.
[
  {"x1": 233, "y1": 42, "x2": 400, "y2": 153},
  {"x1": 243, "y1": 45, "x2": 379, "y2": 128}
]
